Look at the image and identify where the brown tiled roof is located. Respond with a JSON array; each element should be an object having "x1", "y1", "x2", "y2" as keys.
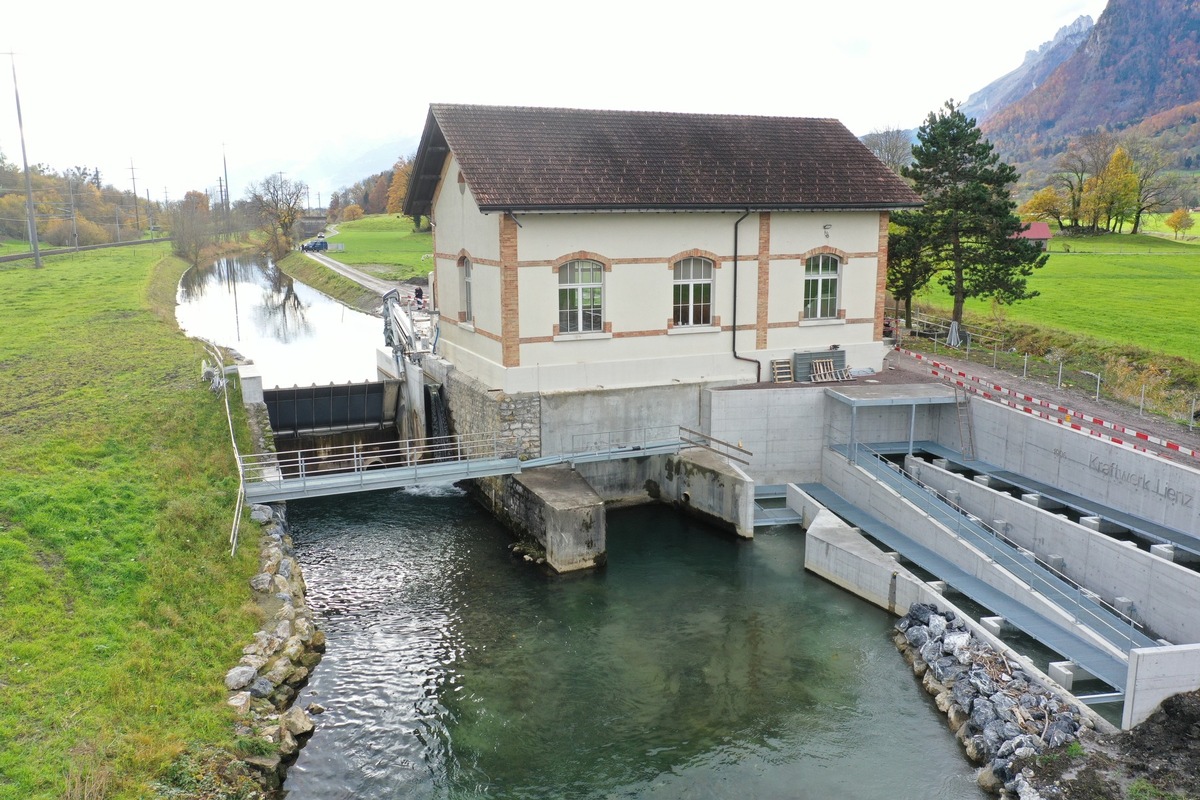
[{"x1": 403, "y1": 104, "x2": 922, "y2": 216}]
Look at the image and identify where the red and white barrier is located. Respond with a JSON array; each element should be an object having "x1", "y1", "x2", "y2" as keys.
[{"x1": 896, "y1": 348, "x2": 1200, "y2": 464}]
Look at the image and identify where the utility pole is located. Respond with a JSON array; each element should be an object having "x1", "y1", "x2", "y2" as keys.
[
  {"x1": 129, "y1": 159, "x2": 140, "y2": 236},
  {"x1": 67, "y1": 177, "x2": 78, "y2": 250},
  {"x1": 217, "y1": 176, "x2": 226, "y2": 241},
  {"x1": 223, "y1": 146, "x2": 233, "y2": 241},
  {"x1": 7, "y1": 53, "x2": 42, "y2": 267}
]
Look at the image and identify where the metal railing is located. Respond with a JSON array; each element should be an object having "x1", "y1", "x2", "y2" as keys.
[
  {"x1": 895, "y1": 307, "x2": 1199, "y2": 432},
  {"x1": 851, "y1": 443, "x2": 1149, "y2": 653},
  {"x1": 240, "y1": 431, "x2": 522, "y2": 489}
]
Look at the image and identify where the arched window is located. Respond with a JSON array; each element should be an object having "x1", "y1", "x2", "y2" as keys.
[
  {"x1": 559, "y1": 259, "x2": 604, "y2": 333},
  {"x1": 803, "y1": 254, "x2": 839, "y2": 319},
  {"x1": 459, "y1": 256, "x2": 473, "y2": 322},
  {"x1": 673, "y1": 257, "x2": 713, "y2": 326}
]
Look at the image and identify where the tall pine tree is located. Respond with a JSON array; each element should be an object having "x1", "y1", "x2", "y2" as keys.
[{"x1": 892, "y1": 101, "x2": 1047, "y2": 324}]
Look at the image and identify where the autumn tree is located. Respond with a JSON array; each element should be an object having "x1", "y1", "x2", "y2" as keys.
[
  {"x1": 386, "y1": 156, "x2": 414, "y2": 214},
  {"x1": 861, "y1": 128, "x2": 913, "y2": 176},
  {"x1": 342, "y1": 203, "x2": 364, "y2": 221},
  {"x1": 894, "y1": 101, "x2": 1047, "y2": 324},
  {"x1": 1086, "y1": 146, "x2": 1139, "y2": 232},
  {"x1": 246, "y1": 173, "x2": 308, "y2": 259},
  {"x1": 1165, "y1": 207, "x2": 1195, "y2": 239},
  {"x1": 1020, "y1": 187, "x2": 1069, "y2": 230}
]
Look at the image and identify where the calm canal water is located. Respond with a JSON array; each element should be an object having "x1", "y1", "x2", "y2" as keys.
[
  {"x1": 174, "y1": 254, "x2": 381, "y2": 388},
  {"x1": 175, "y1": 262, "x2": 983, "y2": 798}
]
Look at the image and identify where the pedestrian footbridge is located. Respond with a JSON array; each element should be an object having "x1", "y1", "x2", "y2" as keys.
[{"x1": 240, "y1": 426, "x2": 740, "y2": 503}]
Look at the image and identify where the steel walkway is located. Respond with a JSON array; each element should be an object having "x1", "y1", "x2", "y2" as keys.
[
  {"x1": 875, "y1": 440, "x2": 1200, "y2": 558},
  {"x1": 241, "y1": 426, "x2": 743, "y2": 503}
]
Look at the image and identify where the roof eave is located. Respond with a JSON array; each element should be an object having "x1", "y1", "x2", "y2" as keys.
[{"x1": 480, "y1": 202, "x2": 924, "y2": 214}]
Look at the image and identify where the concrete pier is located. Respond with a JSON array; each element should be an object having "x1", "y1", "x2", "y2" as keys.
[{"x1": 488, "y1": 467, "x2": 606, "y2": 573}]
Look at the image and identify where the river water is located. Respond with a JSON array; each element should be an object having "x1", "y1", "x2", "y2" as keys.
[{"x1": 177, "y1": 261, "x2": 984, "y2": 799}]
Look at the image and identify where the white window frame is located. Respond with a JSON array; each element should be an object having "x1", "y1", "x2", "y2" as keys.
[
  {"x1": 672, "y1": 257, "x2": 714, "y2": 327},
  {"x1": 803, "y1": 254, "x2": 840, "y2": 320},
  {"x1": 460, "y1": 256, "x2": 473, "y2": 323},
  {"x1": 558, "y1": 259, "x2": 604, "y2": 334}
]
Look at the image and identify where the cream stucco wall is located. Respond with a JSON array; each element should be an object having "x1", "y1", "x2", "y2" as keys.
[{"x1": 426, "y1": 160, "x2": 889, "y2": 394}]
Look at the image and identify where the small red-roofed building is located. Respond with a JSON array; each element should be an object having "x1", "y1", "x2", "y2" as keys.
[{"x1": 1016, "y1": 221, "x2": 1053, "y2": 250}]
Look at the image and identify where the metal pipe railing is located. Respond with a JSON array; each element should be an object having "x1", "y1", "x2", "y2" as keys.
[{"x1": 851, "y1": 442, "x2": 1147, "y2": 652}]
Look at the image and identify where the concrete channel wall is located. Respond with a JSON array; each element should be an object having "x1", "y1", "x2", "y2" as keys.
[
  {"x1": 1125, "y1": 644, "x2": 1200, "y2": 727},
  {"x1": 816, "y1": 447, "x2": 1124, "y2": 658},
  {"x1": 908, "y1": 456, "x2": 1200, "y2": 646},
  {"x1": 968, "y1": 400, "x2": 1200, "y2": 536},
  {"x1": 795, "y1": 486, "x2": 1115, "y2": 733}
]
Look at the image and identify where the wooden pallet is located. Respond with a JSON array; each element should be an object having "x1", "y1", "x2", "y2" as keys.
[
  {"x1": 810, "y1": 358, "x2": 852, "y2": 382},
  {"x1": 770, "y1": 358, "x2": 794, "y2": 383}
]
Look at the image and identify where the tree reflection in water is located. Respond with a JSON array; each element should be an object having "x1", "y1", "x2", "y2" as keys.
[{"x1": 256, "y1": 262, "x2": 311, "y2": 343}]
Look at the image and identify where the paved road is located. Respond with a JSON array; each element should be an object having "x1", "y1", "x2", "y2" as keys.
[{"x1": 304, "y1": 250, "x2": 399, "y2": 297}]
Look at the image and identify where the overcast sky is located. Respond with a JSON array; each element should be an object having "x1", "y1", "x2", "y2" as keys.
[{"x1": 2, "y1": 0, "x2": 1107, "y2": 207}]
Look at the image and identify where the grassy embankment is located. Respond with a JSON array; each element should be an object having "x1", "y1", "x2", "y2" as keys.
[
  {"x1": 0, "y1": 245, "x2": 262, "y2": 798},
  {"x1": 323, "y1": 215, "x2": 432, "y2": 281},
  {"x1": 911, "y1": 232, "x2": 1200, "y2": 408},
  {"x1": 285, "y1": 215, "x2": 433, "y2": 314}
]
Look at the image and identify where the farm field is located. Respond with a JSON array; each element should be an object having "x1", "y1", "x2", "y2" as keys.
[{"x1": 918, "y1": 233, "x2": 1200, "y2": 363}]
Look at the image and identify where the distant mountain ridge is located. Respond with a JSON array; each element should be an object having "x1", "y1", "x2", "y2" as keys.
[
  {"x1": 980, "y1": 0, "x2": 1200, "y2": 176},
  {"x1": 961, "y1": 15, "x2": 1094, "y2": 125}
]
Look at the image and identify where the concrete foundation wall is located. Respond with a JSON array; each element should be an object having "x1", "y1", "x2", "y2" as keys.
[
  {"x1": 539, "y1": 382, "x2": 718, "y2": 458},
  {"x1": 909, "y1": 456, "x2": 1200, "y2": 646},
  {"x1": 1124, "y1": 644, "x2": 1200, "y2": 728},
  {"x1": 970, "y1": 401, "x2": 1200, "y2": 536},
  {"x1": 654, "y1": 448, "x2": 754, "y2": 538},
  {"x1": 704, "y1": 385, "x2": 828, "y2": 484}
]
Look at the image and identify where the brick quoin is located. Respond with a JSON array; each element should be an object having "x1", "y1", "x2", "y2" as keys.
[
  {"x1": 874, "y1": 212, "x2": 889, "y2": 341},
  {"x1": 756, "y1": 213, "x2": 771, "y2": 350},
  {"x1": 500, "y1": 214, "x2": 520, "y2": 367}
]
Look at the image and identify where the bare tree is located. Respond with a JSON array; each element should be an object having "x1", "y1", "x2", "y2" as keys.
[
  {"x1": 1125, "y1": 138, "x2": 1181, "y2": 234},
  {"x1": 169, "y1": 190, "x2": 214, "y2": 267},
  {"x1": 246, "y1": 174, "x2": 308, "y2": 259},
  {"x1": 862, "y1": 127, "x2": 913, "y2": 175}
]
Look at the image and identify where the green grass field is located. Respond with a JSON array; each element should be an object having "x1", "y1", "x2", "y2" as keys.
[
  {"x1": 323, "y1": 215, "x2": 433, "y2": 280},
  {"x1": 917, "y1": 233, "x2": 1200, "y2": 363},
  {"x1": 0, "y1": 246, "x2": 260, "y2": 797}
]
